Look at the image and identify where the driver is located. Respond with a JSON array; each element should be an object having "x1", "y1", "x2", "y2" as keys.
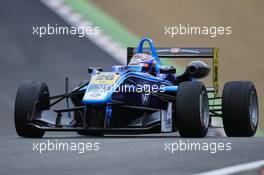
[{"x1": 128, "y1": 53, "x2": 156, "y2": 74}]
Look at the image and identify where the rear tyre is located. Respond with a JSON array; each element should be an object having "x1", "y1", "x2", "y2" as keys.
[
  {"x1": 176, "y1": 81, "x2": 209, "y2": 137},
  {"x1": 222, "y1": 81, "x2": 258, "y2": 137},
  {"x1": 14, "y1": 81, "x2": 50, "y2": 138}
]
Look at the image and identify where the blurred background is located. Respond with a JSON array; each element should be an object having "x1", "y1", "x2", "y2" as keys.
[{"x1": 0, "y1": 0, "x2": 263, "y2": 135}]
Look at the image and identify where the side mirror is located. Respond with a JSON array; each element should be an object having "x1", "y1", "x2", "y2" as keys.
[{"x1": 186, "y1": 61, "x2": 211, "y2": 79}]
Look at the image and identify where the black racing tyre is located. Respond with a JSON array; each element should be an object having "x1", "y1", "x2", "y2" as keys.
[
  {"x1": 14, "y1": 81, "x2": 50, "y2": 138},
  {"x1": 222, "y1": 81, "x2": 258, "y2": 137},
  {"x1": 176, "y1": 81, "x2": 209, "y2": 137}
]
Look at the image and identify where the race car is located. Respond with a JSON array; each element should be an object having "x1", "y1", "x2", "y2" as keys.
[{"x1": 14, "y1": 38, "x2": 259, "y2": 138}]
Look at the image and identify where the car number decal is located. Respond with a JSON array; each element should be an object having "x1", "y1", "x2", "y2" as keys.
[{"x1": 90, "y1": 73, "x2": 119, "y2": 85}]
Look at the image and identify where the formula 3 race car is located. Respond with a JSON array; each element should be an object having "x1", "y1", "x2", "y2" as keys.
[{"x1": 14, "y1": 38, "x2": 259, "y2": 138}]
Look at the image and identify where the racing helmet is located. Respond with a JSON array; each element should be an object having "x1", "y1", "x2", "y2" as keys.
[{"x1": 128, "y1": 53, "x2": 156, "y2": 73}]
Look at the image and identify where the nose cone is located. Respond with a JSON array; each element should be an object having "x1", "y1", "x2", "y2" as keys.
[
  {"x1": 82, "y1": 72, "x2": 120, "y2": 104},
  {"x1": 83, "y1": 91, "x2": 111, "y2": 104}
]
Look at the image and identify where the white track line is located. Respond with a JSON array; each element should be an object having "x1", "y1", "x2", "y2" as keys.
[
  {"x1": 40, "y1": 0, "x2": 126, "y2": 64},
  {"x1": 196, "y1": 160, "x2": 264, "y2": 175}
]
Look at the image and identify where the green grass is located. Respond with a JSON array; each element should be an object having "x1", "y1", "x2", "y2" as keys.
[
  {"x1": 64, "y1": 0, "x2": 138, "y2": 47},
  {"x1": 256, "y1": 128, "x2": 264, "y2": 137}
]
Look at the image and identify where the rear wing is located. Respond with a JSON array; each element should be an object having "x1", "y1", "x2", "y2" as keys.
[{"x1": 127, "y1": 47, "x2": 219, "y2": 95}]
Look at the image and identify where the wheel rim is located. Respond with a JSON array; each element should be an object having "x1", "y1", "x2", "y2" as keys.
[
  {"x1": 199, "y1": 90, "x2": 209, "y2": 128},
  {"x1": 249, "y1": 90, "x2": 258, "y2": 128}
]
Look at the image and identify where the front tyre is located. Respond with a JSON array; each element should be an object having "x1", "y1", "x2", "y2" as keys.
[
  {"x1": 222, "y1": 81, "x2": 258, "y2": 137},
  {"x1": 176, "y1": 81, "x2": 209, "y2": 138},
  {"x1": 14, "y1": 81, "x2": 50, "y2": 138}
]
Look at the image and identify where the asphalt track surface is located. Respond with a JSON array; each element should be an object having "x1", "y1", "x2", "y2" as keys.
[{"x1": 0, "y1": 0, "x2": 263, "y2": 175}]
